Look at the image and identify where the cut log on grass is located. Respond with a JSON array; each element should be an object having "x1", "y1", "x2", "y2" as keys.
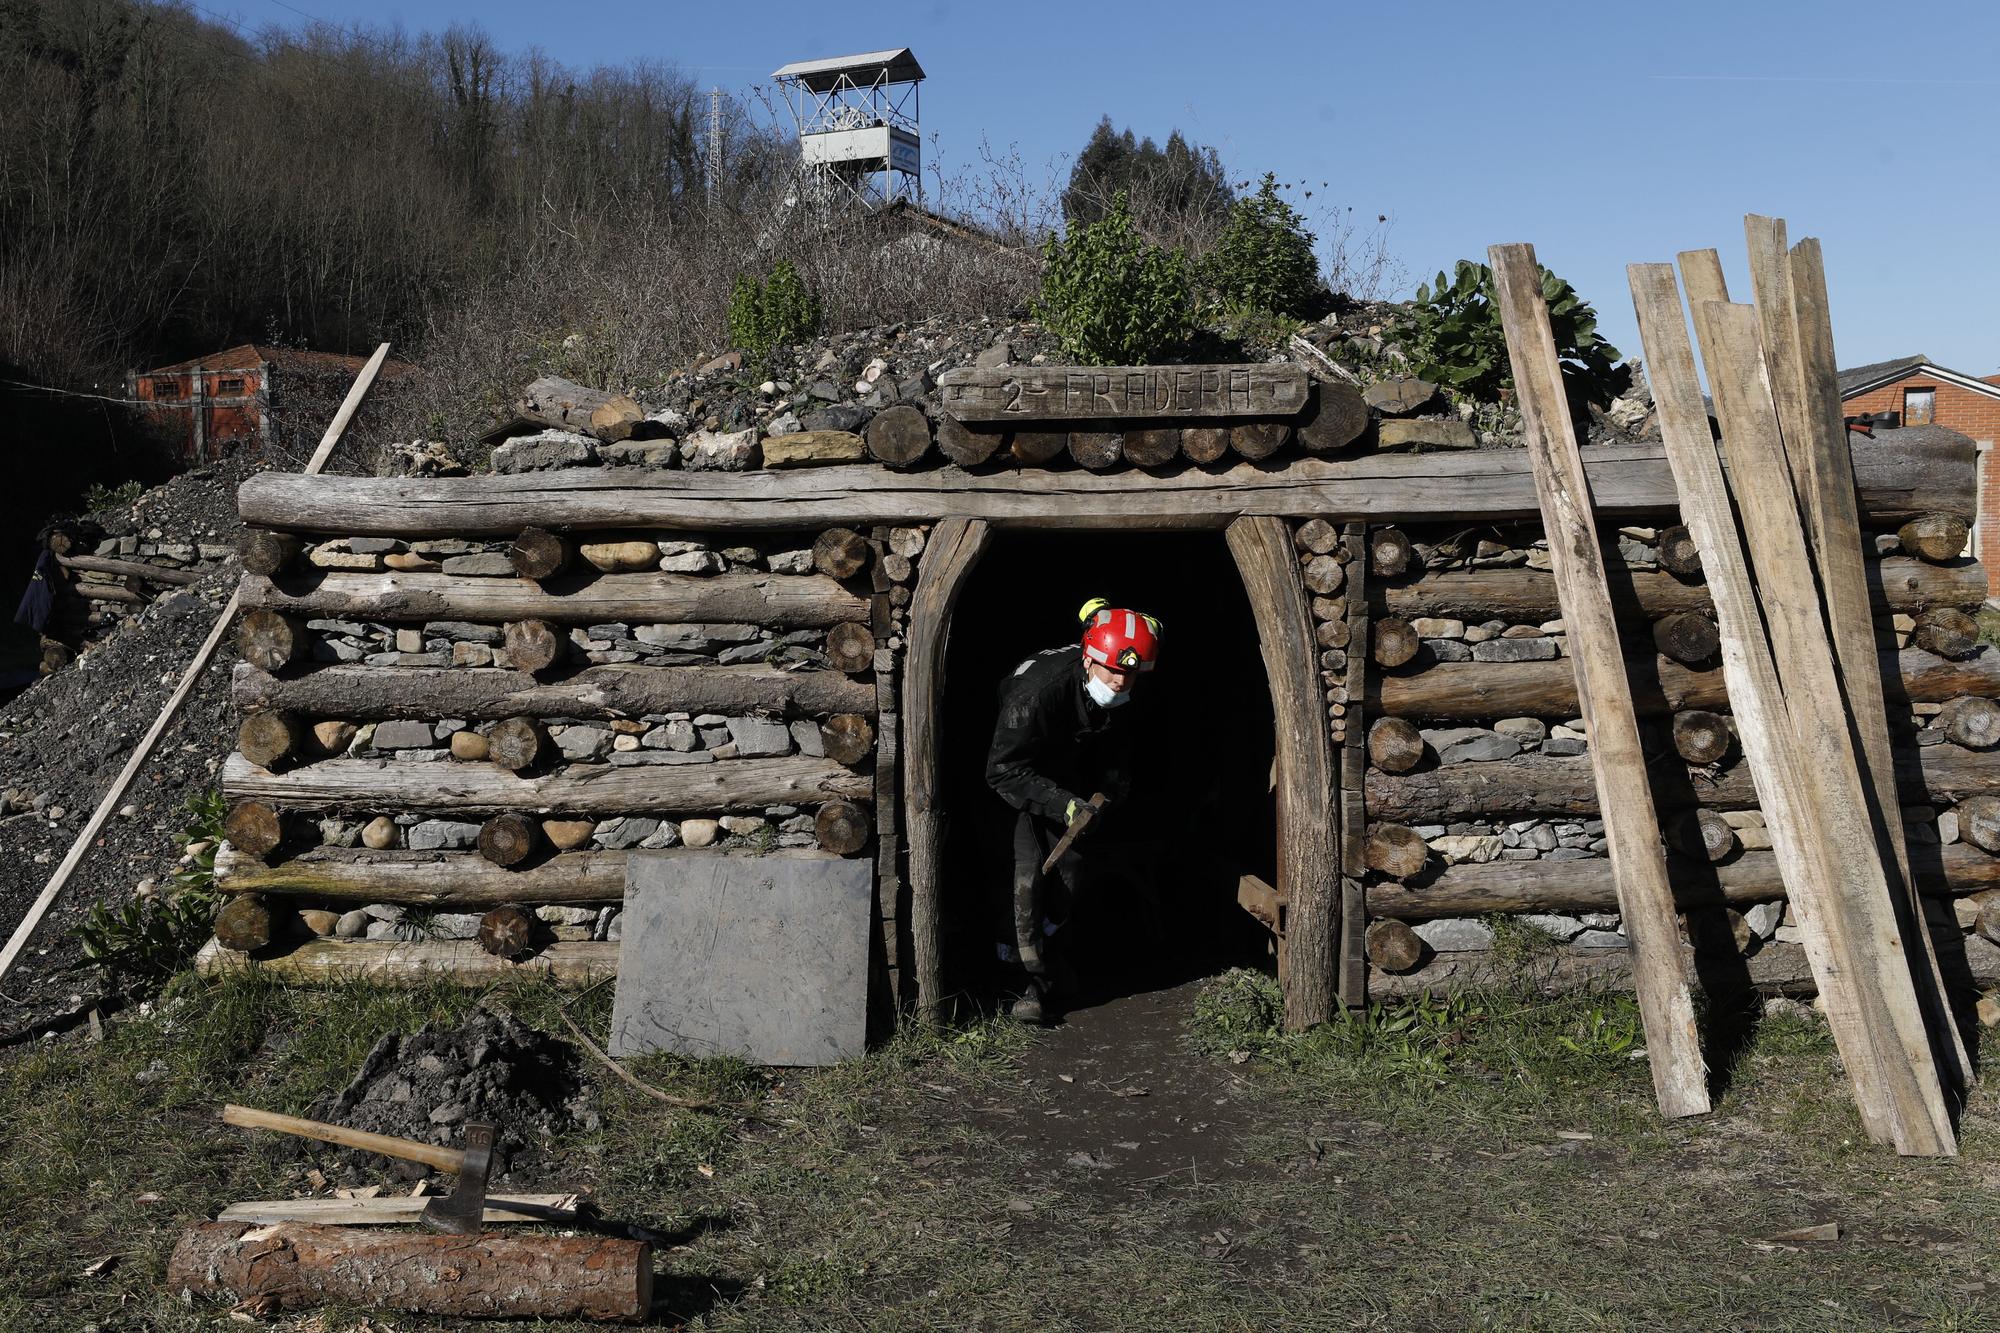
[
  {"x1": 477, "y1": 904, "x2": 538, "y2": 959},
  {"x1": 1180, "y1": 426, "x2": 1230, "y2": 465},
  {"x1": 1367, "y1": 717, "x2": 1426, "y2": 774},
  {"x1": 1229, "y1": 422, "x2": 1289, "y2": 461},
  {"x1": 1365, "y1": 918, "x2": 1425, "y2": 972},
  {"x1": 165, "y1": 1221, "x2": 650, "y2": 1322},
  {"x1": 215, "y1": 844, "x2": 831, "y2": 905},
  {"x1": 824, "y1": 621, "x2": 876, "y2": 673},
  {"x1": 1913, "y1": 608, "x2": 1980, "y2": 660},
  {"x1": 235, "y1": 662, "x2": 875, "y2": 723},
  {"x1": 222, "y1": 752, "x2": 872, "y2": 817},
  {"x1": 1380, "y1": 556, "x2": 1982, "y2": 623},
  {"x1": 811, "y1": 528, "x2": 871, "y2": 580},
  {"x1": 1365, "y1": 842, "x2": 2000, "y2": 919},
  {"x1": 1364, "y1": 823, "x2": 1429, "y2": 878},
  {"x1": 866, "y1": 404, "x2": 932, "y2": 467},
  {"x1": 815, "y1": 799, "x2": 870, "y2": 854},
  {"x1": 935, "y1": 415, "x2": 1003, "y2": 467},
  {"x1": 238, "y1": 530, "x2": 302, "y2": 576},
  {"x1": 195, "y1": 936, "x2": 618, "y2": 986},
  {"x1": 1652, "y1": 611, "x2": 1720, "y2": 664},
  {"x1": 237, "y1": 436, "x2": 1974, "y2": 536},
  {"x1": 820, "y1": 713, "x2": 876, "y2": 766},
  {"x1": 505, "y1": 526, "x2": 570, "y2": 580},
  {"x1": 1657, "y1": 525, "x2": 1702, "y2": 578},
  {"x1": 485, "y1": 717, "x2": 549, "y2": 772},
  {"x1": 1009, "y1": 431, "x2": 1068, "y2": 466},
  {"x1": 1956, "y1": 795, "x2": 2000, "y2": 854},
  {"x1": 1899, "y1": 513, "x2": 1969, "y2": 563},
  {"x1": 237, "y1": 711, "x2": 302, "y2": 771},
  {"x1": 1672, "y1": 710, "x2": 1733, "y2": 765},
  {"x1": 213, "y1": 895, "x2": 274, "y2": 952},
  {"x1": 476, "y1": 814, "x2": 540, "y2": 868},
  {"x1": 1943, "y1": 696, "x2": 2000, "y2": 750},
  {"x1": 1372, "y1": 617, "x2": 1420, "y2": 668},
  {"x1": 244, "y1": 570, "x2": 868, "y2": 629},
  {"x1": 238, "y1": 609, "x2": 309, "y2": 673},
  {"x1": 502, "y1": 618, "x2": 562, "y2": 674},
  {"x1": 1296, "y1": 381, "x2": 1370, "y2": 453},
  {"x1": 1069, "y1": 431, "x2": 1123, "y2": 471},
  {"x1": 1123, "y1": 427, "x2": 1182, "y2": 468},
  {"x1": 1373, "y1": 646, "x2": 2000, "y2": 721},
  {"x1": 1370, "y1": 527, "x2": 1413, "y2": 577},
  {"x1": 223, "y1": 801, "x2": 284, "y2": 859},
  {"x1": 1492, "y1": 241, "x2": 1706, "y2": 1119}
]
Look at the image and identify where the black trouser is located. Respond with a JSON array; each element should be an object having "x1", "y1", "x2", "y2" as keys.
[{"x1": 1007, "y1": 809, "x2": 1085, "y2": 982}]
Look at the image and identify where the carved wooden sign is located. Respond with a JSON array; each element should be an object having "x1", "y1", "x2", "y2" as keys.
[{"x1": 938, "y1": 364, "x2": 1308, "y2": 422}]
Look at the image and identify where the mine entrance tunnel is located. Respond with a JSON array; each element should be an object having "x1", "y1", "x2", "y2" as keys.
[{"x1": 937, "y1": 530, "x2": 1279, "y2": 1007}]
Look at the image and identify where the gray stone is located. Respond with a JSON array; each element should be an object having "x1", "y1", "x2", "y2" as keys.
[
  {"x1": 1744, "y1": 901, "x2": 1783, "y2": 939},
  {"x1": 365, "y1": 920, "x2": 425, "y2": 942},
  {"x1": 426, "y1": 621, "x2": 504, "y2": 644},
  {"x1": 348, "y1": 537, "x2": 402, "y2": 555},
  {"x1": 607, "y1": 750, "x2": 716, "y2": 766},
  {"x1": 1542, "y1": 737, "x2": 1589, "y2": 757},
  {"x1": 1423, "y1": 639, "x2": 1472, "y2": 662},
  {"x1": 975, "y1": 339, "x2": 1012, "y2": 369},
  {"x1": 717, "y1": 642, "x2": 775, "y2": 665},
  {"x1": 1493, "y1": 717, "x2": 1547, "y2": 744},
  {"x1": 791, "y1": 720, "x2": 826, "y2": 757},
  {"x1": 335, "y1": 909, "x2": 371, "y2": 938},
  {"x1": 317, "y1": 817, "x2": 362, "y2": 848},
  {"x1": 1545, "y1": 847, "x2": 1596, "y2": 860},
  {"x1": 659, "y1": 549, "x2": 725, "y2": 574},
  {"x1": 767, "y1": 549, "x2": 816, "y2": 575},
  {"x1": 1524, "y1": 824, "x2": 1559, "y2": 852},
  {"x1": 681, "y1": 428, "x2": 759, "y2": 471},
  {"x1": 1362, "y1": 377, "x2": 1438, "y2": 415},
  {"x1": 430, "y1": 913, "x2": 485, "y2": 940},
  {"x1": 1572, "y1": 929, "x2": 1631, "y2": 949},
  {"x1": 557, "y1": 726, "x2": 612, "y2": 761},
  {"x1": 1413, "y1": 917, "x2": 1494, "y2": 952},
  {"x1": 441, "y1": 553, "x2": 516, "y2": 577},
  {"x1": 1472, "y1": 637, "x2": 1558, "y2": 662},
  {"x1": 600, "y1": 439, "x2": 677, "y2": 467},
  {"x1": 594, "y1": 817, "x2": 662, "y2": 849},
  {"x1": 407, "y1": 820, "x2": 481, "y2": 851},
  {"x1": 1422, "y1": 727, "x2": 1519, "y2": 765},
  {"x1": 726, "y1": 717, "x2": 793, "y2": 757},
  {"x1": 371, "y1": 719, "x2": 437, "y2": 750},
  {"x1": 645, "y1": 719, "x2": 699, "y2": 751},
  {"x1": 491, "y1": 430, "x2": 596, "y2": 473},
  {"x1": 609, "y1": 850, "x2": 873, "y2": 1065},
  {"x1": 1519, "y1": 914, "x2": 1585, "y2": 941}
]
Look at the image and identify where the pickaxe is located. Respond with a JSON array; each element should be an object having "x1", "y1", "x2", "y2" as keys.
[{"x1": 221, "y1": 1103, "x2": 497, "y2": 1235}]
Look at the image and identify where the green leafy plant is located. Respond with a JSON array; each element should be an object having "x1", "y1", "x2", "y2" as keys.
[
  {"x1": 1203, "y1": 173, "x2": 1324, "y2": 318},
  {"x1": 82, "y1": 480, "x2": 144, "y2": 512},
  {"x1": 1393, "y1": 259, "x2": 1626, "y2": 407},
  {"x1": 1034, "y1": 191, "x2": 1197, "y2": 364},
  {"x1": 1557, "y1": 1001, "x2": 1642, "y2": 1057},
  {"x1": 77, "y1": 788, "x2": 227, "y2": 978},
  {"x1": 726, "y1": 260, "x2": 823, "y2": 360}
]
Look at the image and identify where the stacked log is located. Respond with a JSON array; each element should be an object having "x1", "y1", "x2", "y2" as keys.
[
  {"x1": 1350, "y1": 511, "x2": 2000, "y2": 993},
  {"x1": 215, "y1": 521, "x2": 920, "y2": 981}
]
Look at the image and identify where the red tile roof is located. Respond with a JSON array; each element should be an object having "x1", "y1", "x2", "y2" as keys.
[{"x1": 142, "y1": 343, "x2": 414, "y2": 378}]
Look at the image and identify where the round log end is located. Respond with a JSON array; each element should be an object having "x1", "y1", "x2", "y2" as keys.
[
  {"x1": 1366, "y1": 717, "x2": 1426, "y2": 774},
  {"x1": 812, "y1": 528, "x2": 871, "y2": 580},
  {"x1": 223, "y1": 801, "x2": 284, "y2": 859},
  {"x1": 815, "y1": 799, "x2": 870, "y2": 855},
  {"x1": 1364, "y1": 823, "x2": 1430, "y2": 879},
  {"x1": 935, "y1": 415, "x2": 1003, "y2": 468},
  {"x1": 1652, "y1": 611, "x2": 1720, "y2": 665},
  {"x1": 1069, "y1": 431, "x2": 1124, "y2": 471},
  {"x1": 507, "y1": 526, "x2": 571, "y2": 581},
  {"x1": 237, "y1": 530, "x2": 300, "y2": 576},
  {"x1": 1228, "y1": 421, "x2": 1289, "y2": 461},
  {"x1": 477, "y1": 814, "x2": 541, "y2": 868},
  {"x1": 1955, "y1": 794, "x2": 2000, "y2": 854},
  {"x1": 1296, "y1": 381, "x2": 1370, "y2": 453},
  {"x1": 238, "y1": 609, "x2": 309, "y2": 673},
  {"x1": 1009, "y1": 431, "x2": 1068, "y2": 466},
  {"x1": 865, "y1": 404, "x2": 933, "y2": 467},
  {"x1": 1372, "y1": 617, "x2": 1420, "y2": 669},
  {"x1": 1670, "y1": 709, "x2": 1733, "y2": 766},
  {"x1": 1369, "y1": 527, "x2": 1412, "y2": 578},
  {"x1": 487, "y1": 717, "x2": 550, "y2": 772},
  {"x1": 1942, "y1": 695, "x2": 2000, "y2": 750},
  {"x1": 824, "y1": 622, "x2": 876, "y2": 674},
  {"x1": 237, "y1": 711, "x2": 303, "y2": 771},
  {"x1": 1913, "y1": 608, "x2": 1980, "y2": 661},
  {"x1": 821, "y1": 713, "x2": 876, "y2": 766},
  {"x1": 1365, "y1": 918, "x2": 1426, "y2": 972},
  {"x1": 1897, "y1": 513, "x2": 1970, "y2": 564},
  {"x1": 502, "y1": 619, "x2": 563, "y2": 675},
  {"x1": 477, "y1": 905, "x2": 540, "y2": 960},
  {"x1": 1655, "y1": 525, "x2": 1703, "y2": 579},
  {"x1": 213, "y1": 894, "x2": 274, "y2": 952},
  {"x1": 1180, "y1": 426, "x2": 1231, "y2": 465}
]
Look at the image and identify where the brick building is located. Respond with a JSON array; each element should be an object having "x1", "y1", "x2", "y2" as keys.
[
  {"x1": 1840, "y1": 355, "x2": 2000, "y2": 598},
  {"x1": 129, "y1": 344, "x2": 412, "y2": 463}
]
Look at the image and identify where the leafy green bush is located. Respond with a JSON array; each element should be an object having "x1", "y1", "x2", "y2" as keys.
[
  {"x1": 77, "y1": 789, "x2": 226, "y2": 978},
  {"x1": 82, "y1": 480, "x2": 144, "y2": 512},
  {"x1": 726, "y1": 260, "x2": 823, "y2": 358},
  {"x1": 1394, "y1": 259, "x2": 1625, "y2": 407},
  {"x1": 1034, "y1": 191, "x2": 1197, "y2": 364},
  {"x1": 1203, "y1": 173, "x2": 1323, "y2": 318}
]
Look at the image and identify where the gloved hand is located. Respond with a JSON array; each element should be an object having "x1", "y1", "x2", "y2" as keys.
[{"x1": 1065, "y1": 797, "x2": 1082, "y2": 826}]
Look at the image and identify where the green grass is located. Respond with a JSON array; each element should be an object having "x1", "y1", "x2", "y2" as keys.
[{"x1": 2, "y1": 971, "x2": 1998, "y2": 1330}]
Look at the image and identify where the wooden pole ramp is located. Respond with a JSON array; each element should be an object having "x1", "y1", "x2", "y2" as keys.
[
  {"x1": 1631, "y1": 244, "x2": 1956, "y2": 1156},
  {"x1": 1488, "y1": 243, "x2": 1710, "y2": 1119}
]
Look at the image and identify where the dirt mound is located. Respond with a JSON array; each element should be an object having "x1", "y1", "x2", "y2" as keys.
[{"x1": 304, "y1": 1007, "x2": 599, "y2": 1186}]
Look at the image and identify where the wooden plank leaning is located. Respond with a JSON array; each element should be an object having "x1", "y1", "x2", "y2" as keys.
[
  {"x1": 1748, "y1": 218, "x2": 1972, "y2": 1096},
  {"x1": 1684, "y1": 293, "x2": 1956, "y2": 1156},
  {"x1": 0, "y1": 343, "x2": 392, "y2": 989},
  {"x1": 1487, "y1": 243, "x2": 1710, "y2": 1118}
]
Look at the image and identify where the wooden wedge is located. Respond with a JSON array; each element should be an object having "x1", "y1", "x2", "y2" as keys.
[{"x1": 1488, "y1": 243, "x2": 1709, "y2": 1118}]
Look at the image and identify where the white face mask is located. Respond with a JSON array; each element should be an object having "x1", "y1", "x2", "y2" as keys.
[{"x1": 1084, "y1": 675, "x2": 1130, "y2": 709}]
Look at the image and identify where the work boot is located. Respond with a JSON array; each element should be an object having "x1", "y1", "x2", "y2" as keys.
[{"x1": 1009, "y1": 977, "x2": 1051, "y2": 1026}]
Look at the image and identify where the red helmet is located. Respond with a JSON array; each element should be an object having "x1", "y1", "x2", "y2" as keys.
[{"x1": 1079, "y1": 599, "x2": 1162, "y2": 673}]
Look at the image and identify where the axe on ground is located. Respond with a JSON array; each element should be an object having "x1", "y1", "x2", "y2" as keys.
[
  {"x1": 221, "y1": 1103, "x2": 497, "y2": 1235},
  {"x1": 1040, "y1": 792, "x2": 1106, "y2": 875}
]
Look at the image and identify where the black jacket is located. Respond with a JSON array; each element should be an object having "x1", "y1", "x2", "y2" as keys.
[{"x1": 985, "y1": 645, "x2": 1136, "y2": 823}]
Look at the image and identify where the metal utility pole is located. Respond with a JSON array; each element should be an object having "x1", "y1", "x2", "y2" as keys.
[{"x1": 706, "y1": 87, "x2": 721, "y2": 208}]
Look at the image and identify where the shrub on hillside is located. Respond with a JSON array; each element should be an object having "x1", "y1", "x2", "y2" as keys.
[
  {"x1": 1204, "y1": 173, "x2": 1325, "y2": 319},
  {"x1": 727, "y1": 260, "x2": 823, "y2": 358},
  {"x1": 1034, "y1": 192, "x2": 1197, "y2": 365},
  {"x1": 1394, "y1": 259, "x2": 1626, "y2": 407}
]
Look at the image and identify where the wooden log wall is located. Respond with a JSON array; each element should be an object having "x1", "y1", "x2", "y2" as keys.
[
  {"x1": 210, "y1": 519, "x2": 926, "y2": 989},
  {"x1": 1344, "y1": 505, "x2": 2000, "y2": 1002}
]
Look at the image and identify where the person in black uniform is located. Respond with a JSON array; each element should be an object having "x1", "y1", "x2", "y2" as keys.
[{"x1": 985, "y1": 599, "x2": 1162, "y2": 1023}]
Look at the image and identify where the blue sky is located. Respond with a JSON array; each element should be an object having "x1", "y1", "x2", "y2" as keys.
[{"x1": 211, "y1": 0, "x2": 1999, "y2": 374}]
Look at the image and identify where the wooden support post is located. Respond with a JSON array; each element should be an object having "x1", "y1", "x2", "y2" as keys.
[
  {"x1": 1490, "y1": 242, "x2": 1708, "y2": 1119},
  {"x1": 903, "y1": 518, "x2": 993, "y2": 1023},
  {"x1": 1226, "y1": 515, "x2": 1339, "y2": 1030}
]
